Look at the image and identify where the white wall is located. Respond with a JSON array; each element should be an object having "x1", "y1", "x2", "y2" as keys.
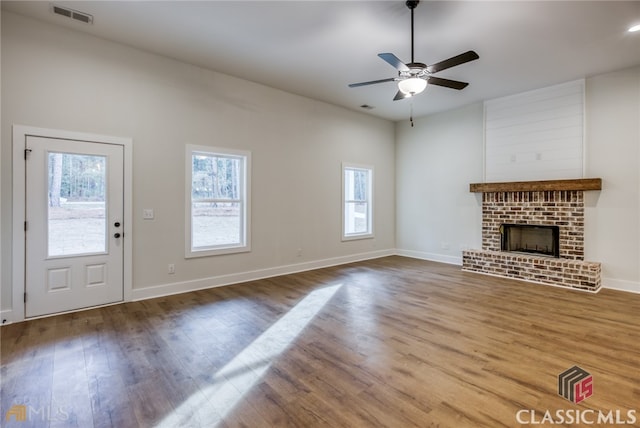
[
  {"x1": 484, "y1": 80, "x2": 585, "y2": 182},
  {"x1": 584, "y1": 66, "x2": 640, "y2": 293},
  {"x1": 395, "y1": 68, "x2": 640, "y2": 293},
  {"x1": 1, "y1": 12, "x2": 396, "y2": 315},
  {"x1": 395, "y1": 103, "x2": 484, "y2": 264}
]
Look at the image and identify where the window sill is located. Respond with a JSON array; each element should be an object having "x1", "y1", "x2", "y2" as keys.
[
  {"x1": 342, "y1": 233, "x2": 374, "y2": 242},
  {"x1": 186, "y1": 244, "x2": 251, "y2": 259}
]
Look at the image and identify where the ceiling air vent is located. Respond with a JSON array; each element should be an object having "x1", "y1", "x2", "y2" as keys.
[{"x1": 51, "y1": 4, "x2": 94, "y2": 24}]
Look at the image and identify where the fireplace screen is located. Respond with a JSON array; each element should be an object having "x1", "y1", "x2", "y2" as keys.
[{"x1": 501, "y1": 224, "x2": 560, "y2": 258}]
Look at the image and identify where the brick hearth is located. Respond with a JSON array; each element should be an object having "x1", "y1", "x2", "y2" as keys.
[{"x1": 462, "y1": 186, "x2": 602, "y2": 292}]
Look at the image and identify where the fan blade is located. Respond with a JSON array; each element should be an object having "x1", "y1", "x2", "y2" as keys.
[
  {"x1": 427, "y1": 76, "x2": 469, "y2": 90},
  {"x1": 393, "y1": 90, "x2": 410, "y2": 101},
  {"x1": 348, "y1": 77, "x2": 397, "y2": 88},
  {"x1": 426, "y1": 50, "x2": 479, "y2": 74},
  {"x1": 378, "y1": 53, "x2": 410, "y2": 71}
]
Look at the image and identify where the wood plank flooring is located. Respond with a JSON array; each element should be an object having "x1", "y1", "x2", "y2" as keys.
[{"x1": 2, "y1": 256, "x2": 639, "y2": 427}]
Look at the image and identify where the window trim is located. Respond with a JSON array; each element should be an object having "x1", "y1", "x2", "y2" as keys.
[
  {"x1": 342, "y1": 162, "x2": 374, "y2": 241},
  {"x1": 185, "y1": 145, "x2": 251, "y2": 258}
]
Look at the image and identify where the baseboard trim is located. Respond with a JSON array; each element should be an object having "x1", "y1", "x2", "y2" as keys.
[
  {"x1": 1, "y1": 309, "x2": 14, "y2": 325},
  {"x1": 395, "y1": 249, "x2": 462, "y2": 266},
  {"x1": 131, "y1": 249, "x2": 395, "y2": 302},
  {"x1": 602, "y1": 277, "x2": 640, "y2": 294},
  {"x1": 5, "y1": 250, "x2": 639, "y2": 322}
]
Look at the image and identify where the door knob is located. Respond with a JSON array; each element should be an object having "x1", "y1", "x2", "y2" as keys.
[{"x1": 114, "y1": 233, "x2": 121, "y2": 238}]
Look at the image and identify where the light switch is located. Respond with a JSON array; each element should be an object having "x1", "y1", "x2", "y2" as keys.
[{"x1": 143, "y1": 209, "x2": 154, "y2": 220}]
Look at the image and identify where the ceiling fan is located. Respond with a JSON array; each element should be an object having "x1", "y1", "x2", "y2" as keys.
[{"x1": 348, "y1": 0, "x2": 479, "y2": 101}]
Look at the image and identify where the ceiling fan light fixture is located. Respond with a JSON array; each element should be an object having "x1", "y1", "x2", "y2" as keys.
[
  {"x1": 347, "y1": 0, "x2": 478, "y2": 103},
  {"x1": 398, "y1": 77, "x2": 427, "y2": 95}
]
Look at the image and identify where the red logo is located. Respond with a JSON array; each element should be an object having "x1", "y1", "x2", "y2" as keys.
[{"x1": 558, "y1": 366, "x2": 593, "y2": 403}]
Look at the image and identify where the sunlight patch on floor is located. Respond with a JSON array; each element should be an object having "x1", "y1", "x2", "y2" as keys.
[{"x1": 155, "y1": 283, "x2": 342, "y2": 427}]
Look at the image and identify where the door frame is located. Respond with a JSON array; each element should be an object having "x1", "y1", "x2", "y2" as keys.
[{"x1": 12, "y1": 125, "x2": 133, "y2": 322}]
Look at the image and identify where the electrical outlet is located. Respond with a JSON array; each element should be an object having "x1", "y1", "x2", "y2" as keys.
[
  {"x1": 296, "y1": 248, "x2": 303, "y2": 257},
  {"x1": 168, "y1": 264, "x2": 175, "y2": 274},
  {"x1": 143, "y1": 209, "x2": 154, "y2": 220}
]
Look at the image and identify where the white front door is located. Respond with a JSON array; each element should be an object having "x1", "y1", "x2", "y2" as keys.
[{"x1": 25, "y1": 136, "x2": 124, "y2": 318}]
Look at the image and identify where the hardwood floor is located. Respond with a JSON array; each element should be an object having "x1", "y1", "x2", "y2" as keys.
[{"x1": 2, "y1": 256, "x2": 639, "y2": 427}]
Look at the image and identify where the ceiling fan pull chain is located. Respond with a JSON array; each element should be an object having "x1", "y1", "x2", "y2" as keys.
[{"x1": 410, "y1": 101, "x2": 414, "y2": 127}]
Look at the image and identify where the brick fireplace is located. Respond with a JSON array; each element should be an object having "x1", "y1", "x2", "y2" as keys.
[{"x1": 462, "y1": 179, "x2": 602, "y2": 292}]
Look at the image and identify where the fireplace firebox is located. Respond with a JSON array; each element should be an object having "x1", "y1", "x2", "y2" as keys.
[{"x1": 500, "y1": 224, "x2": 560, "y2": 258}]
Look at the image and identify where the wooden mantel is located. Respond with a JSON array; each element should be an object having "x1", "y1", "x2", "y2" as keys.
[{"x1": 469, "y1": 178, "x2": 602, "y2": 193}]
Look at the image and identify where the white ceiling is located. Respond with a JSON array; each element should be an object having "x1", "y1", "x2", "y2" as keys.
[{"x1": 3, "y1": 1, "x2": 640, "y2": 121}]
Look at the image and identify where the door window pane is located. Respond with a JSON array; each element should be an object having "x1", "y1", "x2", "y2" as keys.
[{"x1": 48, "y1": 152, "x2": 107, "y2": 256}]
